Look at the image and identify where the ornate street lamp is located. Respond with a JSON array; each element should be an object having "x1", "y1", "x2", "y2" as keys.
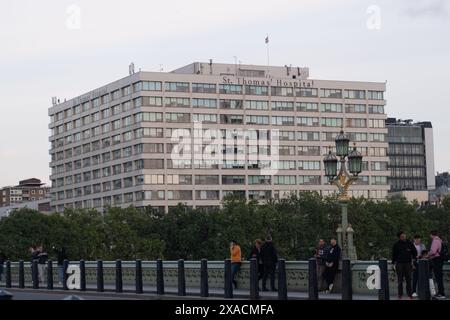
[{"x1": 322, "y1": 130, "x2": 362, "y2": 261}]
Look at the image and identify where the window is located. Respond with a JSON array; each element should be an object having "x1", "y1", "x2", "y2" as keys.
[
  {"x1": 248, "y1": 175, "x2": 272, "y2": 185},
  {"x1": 124, "y1": 177, "x2": 133, "y2": 188},
  {"x1": 272, "y1": 101, "x2": 294, "y2": 111},
  {"x1": 273, "y1": 160, "x2": 296, "y2": 170},
  {"x1": 368, "y1": 119, "x2": 385, "y2": 128},
  {"x1": 102, "y1": 94, "x2": 110, "y2": 104},
  {"x1": 166, "y1": 113, "x2": 191, "y2": 123},
  {"x1": 167, "y1": 175, "x2": 192, "y2": 185},
  {"x1": 368, "y1": 105, "x2": 385, "y2": 114},
  {"x1": 370, "y1": 133, "x2": 386, "y2": 142},
  {"x1": 298, "y1": 175, "x2": 321, "y2": 185},
  {"x1": 320, "y1": 103, "x2": 342, "y2": 113},
  {"x1": 165, "y1": 82, "x2": 189, "y2": 92},
  {"x1": 193, "y1": 98, "x2": 217, "y2": 108},
  {"x1": 192, "y1": 83, "x2": 216, "y2": 93},
  {"x1": 112, "y1": 119, "x2": 121, "y2": 130},
  {"x1": 275, "y1": 131, "x2": 295, "y2": 141},
  {"x1": 144, "y1": 143, "x2": 164, "y2": 153},
  {"x1": 297, "y1": 102, "x2": 318, "y2": 112},
  {"x1": 220, "y1": 114, "x2": 243, "y2": 124},
  {"x1": 245, "y1": 100, "x2": 269, "y2": 110},
  {"x1": 167, "y1": 190, "x2": 192, "y2": 200},
  {"x1": 295, "y1": 88, "x2": 318, "y2": 97},
  {"x1": 272, "y1": 116, "x2": 295, "y2": 126},
  {"x1": 246, "y1": 115, "x2": 269, "y2": 125},
  {"x1": 368, "y1": 91, "x2": 384, "y2": 100},
  {"x1": 165, "y1": 97, "x2": 190, "y2": 108},
  {"x1": 346, "y1": 118, "x2": 367, "y2": 128},
  {"x1": 321, "y1": 117, "x2": 343, "y2": 127},
  {"x1": 297, "y1": 131, "x2": 320, "y2": 141},
  {"x1": 274, "y1": 175, "x2": 296, "y2": 185},
  {"x1": 320, "y1": 89, "x2": 342, "y2": 98},
  {"x1": 298, "y1": 146, "x2": 321, "y2": 156},
  {"x1": 371, "y1": 176, "x2": 388, "y2": 185},
  {"x1": 297, "y1": 117, "x2": 319, "y2": 127},
  {"x1": 142, "y1": 96, "x2": 163, "y2": 107},
  {"x1": 245, "y1": 85, "x2": 268, "y2": 96},
  {"x1": 193, "y1": 113, "x2": 217, "y2": 123},
  {"x1": 145, "y1": 174, "x2": 165, "y2": 185},
  {"x1": 195, "y1": 175, "x2": 219, "y2": 185},
  {"x1": 271, "y1": 87, "x2": 293, "y2": 97},
  {"x1": 122, "y1": 86, "x2": 131, "y2": 96},
  {"x1": 134, "y1": 81, "x2": 162, "y2": 91},
  {"x1": 348, "y1": 132, "x2": 368, "y2": 142},
  {"x1": 123, "y1": 146, "x2": 133, "y2": 157},
  {"x1": 222, "y1": 175, "x2": 245, "y2": 185},
  {"x1": 345, "y1": 104, "x2": 366, "y2": 113},
  {"x1": 344, "y1": 90, "x2": 366, "y2": 99},
  {"x1": 122, "y1": 116, "x2": 132, "y2": 127},
  {"x1": 112, "y1": 134, "x2": 121, "y2": 145},
  {"x1": 133, "y1": 97, "x2": 142, "y2": 107},
  {"x1": 219, "y1": 84, "x2": 243, "y2": 94},
  {"x1": 112, "y1": 149, "x2": 121, "y2": 160},
  {"x1": 112, "y1": 90, "x2": 121, "y2": 100},
  {"x1": 196, "y1": 190, "x2": 220, "y2": 200},
  {"x1": 220, "y1": 100, "x2": 243, "y2": 109},
  {"x1": 298, "y1": 161, "x2": 321, "y2": 170},
  {"x1": 112, "y1": 164, "x2": 122, "y2": 175},
  {"x1": 371, "y1": 161, "x2": 388, "y2": 171}
]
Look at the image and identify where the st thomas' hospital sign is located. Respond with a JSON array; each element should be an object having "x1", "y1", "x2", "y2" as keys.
[{"x1": 222, "y1": 76, "x2": 315, "y2": 88}]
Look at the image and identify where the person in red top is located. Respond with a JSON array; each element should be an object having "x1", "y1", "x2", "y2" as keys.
[{"x1": 429, "y1": 230, "x2": 446, "y2": 298}]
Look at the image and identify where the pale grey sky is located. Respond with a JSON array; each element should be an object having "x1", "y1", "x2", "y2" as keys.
[{"x1": 0, "y1": 0, "x2": 449, "y2": 186}]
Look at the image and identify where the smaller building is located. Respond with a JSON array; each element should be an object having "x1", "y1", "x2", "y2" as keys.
[
  {"x1": 386, "y1": 118, "x2": 435, "y2": 193},
  {"x1": 0, "y1": 198, "x2": 52, "y2": 219},
  {"x1": 0, "y1": 178, "x2": 50, "y2": 207}
]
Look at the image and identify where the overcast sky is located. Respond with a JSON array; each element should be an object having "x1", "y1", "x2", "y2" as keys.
[{"x1": 0, "y1": 0, "x2": 449, "y2": 186}]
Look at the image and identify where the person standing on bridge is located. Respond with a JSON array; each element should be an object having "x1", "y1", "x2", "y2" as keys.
[
  {"x1": 247, "y1": 239, "x2": 264, "y2": 287},
  {"x1": 36, "y1": 244, "x2": 49, "y2": 284},
  {"x1": 428, "y1": 230, "x2": 446, "y2": 299},
  {"x1": 230, "y1": 240, "x2": 242, "y2": 289},
  {"x1": 412, "y1": 235, "x2": 426, "y2": 297},
  {"x1": 0, "y1": 251, "x2": 6, "y2": 282},
  {"x1": 324, "y1": 238, "x2": 340, "y2": 293},
  {"x1": 260, "y1": 236, "x2": 278, "y2": 292},
  {"x1": 392, "y1": 231, "x2": 417, "y2": 299},
  {"x1": 314, "y1": 239, "x2": 328, "y2": 292},
  {"x1": 54, "y1": 246, "x2": 68, "y2": 285}
]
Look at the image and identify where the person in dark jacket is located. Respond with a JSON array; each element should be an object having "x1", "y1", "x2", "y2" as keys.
[
  {"x1": 260, "y1": 236, "x2": 278, "y2": 291},
  {"x1": 324, "y1": 238, "x2": 341, "y2": 293},
  {"x1": 247, "y1": 239, "x2": 263, "y2": 284},
  {"x1": 36, "y1": 244, "x2": 49, "y2": 284},
  {"x1": 54, "y1": 246, "x2": 68, "y2": 285},
  {"x1": 314, "y1": 239, "x2": 328, "y2": 291},
  {"x1": 0, "y1": 252, "x2": 6, "y2": 282},
  {"x1": 392, "y1": 231, "x2": 417, "y2": 299}
]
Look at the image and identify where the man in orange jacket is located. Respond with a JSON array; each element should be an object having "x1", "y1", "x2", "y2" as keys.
[{"x1": 230, "y1": 240, "x2": 242, "y2": 289}]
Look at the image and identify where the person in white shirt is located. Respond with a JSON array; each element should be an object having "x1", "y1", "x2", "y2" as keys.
[{"x1": 412, "y1": 235, "x2": 426, "y2": 297}]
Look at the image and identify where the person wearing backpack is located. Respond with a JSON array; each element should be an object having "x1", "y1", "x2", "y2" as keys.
[{"x1": 429, "y1": 230, "x2": 446, "y2": 299}]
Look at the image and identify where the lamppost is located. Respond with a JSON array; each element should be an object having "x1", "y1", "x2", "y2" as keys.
[{"x1": 323, "y1": 130, "x2": 363, "y2": 261}]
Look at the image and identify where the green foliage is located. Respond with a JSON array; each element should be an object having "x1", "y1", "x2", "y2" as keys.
[{"x1": 0, "y1": 193, "x2": 448, "y2": 261}]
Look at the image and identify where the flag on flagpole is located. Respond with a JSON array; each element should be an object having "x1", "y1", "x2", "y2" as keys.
[{"x1": 265, "y1": 36, "x2": 269, "y2": 44}]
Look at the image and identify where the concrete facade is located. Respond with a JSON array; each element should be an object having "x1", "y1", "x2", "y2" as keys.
[{"x1": 49, "y1": 62, "x2": 389, "y2": 212}]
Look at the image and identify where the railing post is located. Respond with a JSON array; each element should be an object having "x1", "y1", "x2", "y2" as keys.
[
  {"x1": 32, "y1": 259, "x2": 39, "y2": 289},
  {"x1": 115, "y1": 260, "x2": 123, "y2": 293},
  {"x1": 97, "y1": 260, "x2": 104, "y2": 292},
  {"x1": 224, "y1": 259, "x2": 233, "y2": 299},
  {"x1": 250, "y1": 258, "x2": 260, "y2": 300},
  {"x1": 278, "y1": 259, "x2": 288, "y2": 300},
  {"x1": 308, "y1": 258, "x2": 319, "y2": 300},
  {"x1": 418, "y1": 259, "x2": 431, "y2": 300},
  {"x1": 157, "y1": 259, "x2": 165, "y2": 295},
  {"x1": 178, "y1": 259, "x2": 186, "y2": 296},
  {"x1": 341, "y1": 259, "x2": 353, "y2": 300},
  {"x1": 5, "y1": 261, "x2": 11, "y2": 288},
  {"x1": 63, "y1": 259, "x2": 69, "y2": 290},
  {"x1": 19, "y1": 260, "x2": 25, "y2": 289},
  {"x1": 47, "y1": 260, "x2": 54, "y2": 290},
  {"x1": 378, "y1": 259, "x2": 390, "y2": 300},
  {"x1": 200, "y1": 259, "x2": 209, "y2": 298},
  {"x1": 135, "y1": 259, "x2": 143, "y2": 294},
  {"x1": 79, "y1": 260, "x2": 86, "y2": 292}
]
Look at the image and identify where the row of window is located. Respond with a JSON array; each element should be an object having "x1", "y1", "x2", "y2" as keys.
[
  {"x1": 51, "y1": 80, "x2": 385, "y2": 123},
  {"x1": 52, "y1": 174, "x2": 389, "y2": 201}
]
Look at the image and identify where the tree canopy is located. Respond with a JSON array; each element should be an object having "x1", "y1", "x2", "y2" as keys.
[{"x1": 0, "y1": 192, "x2": 448, "y2": 261}]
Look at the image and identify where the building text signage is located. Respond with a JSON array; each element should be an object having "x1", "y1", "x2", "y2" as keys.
[{"x1": 222, "y1": 76, "x2": 314, "y2": 88}]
